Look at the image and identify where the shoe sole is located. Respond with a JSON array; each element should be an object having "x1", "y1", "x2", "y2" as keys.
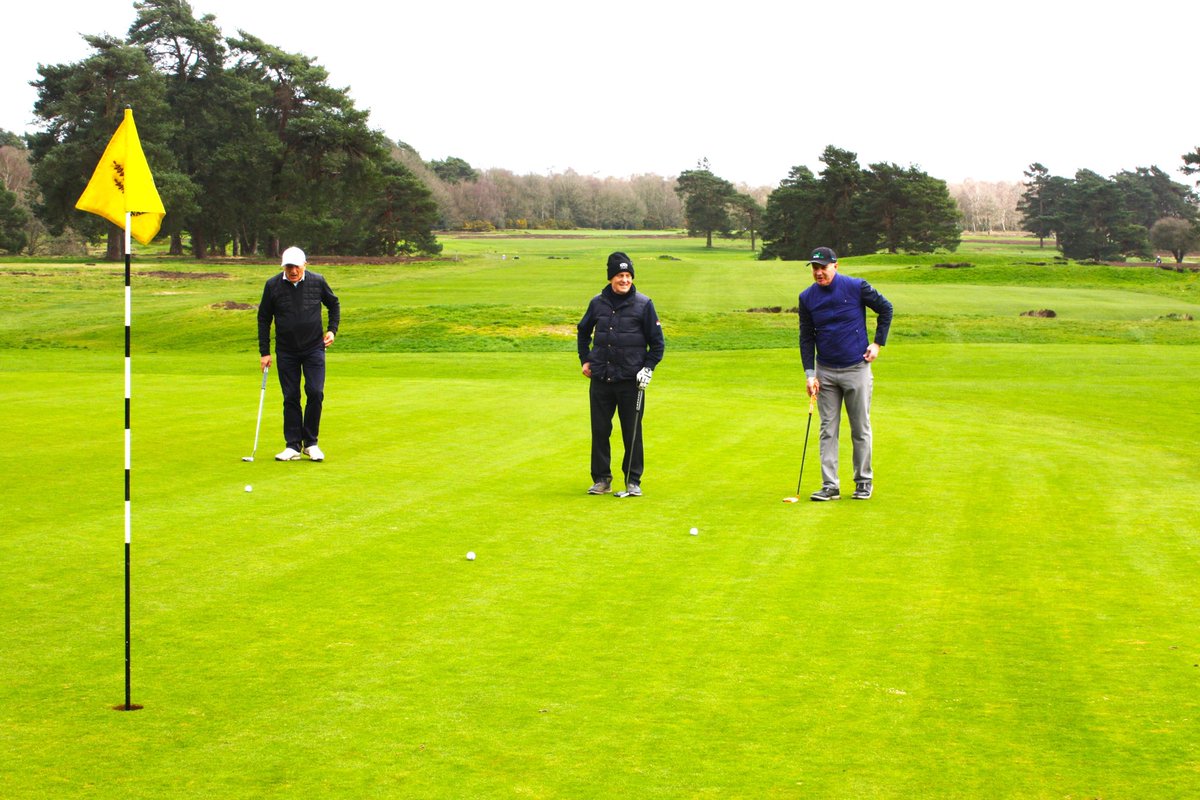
[
  {"x1": 810, "y1": 495, "x2": 840, "y2": 501},
  {"x1": 276, "y1": 456, "x2": 302, "y2": 461},
  {"x1": 587, "y1": 488, "x2": 611, "y2": 495}
]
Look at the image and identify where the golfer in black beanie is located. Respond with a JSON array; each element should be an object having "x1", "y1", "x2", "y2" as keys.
[{"x1": 576, "y1": 251, "x2": 666, "y2": 496}]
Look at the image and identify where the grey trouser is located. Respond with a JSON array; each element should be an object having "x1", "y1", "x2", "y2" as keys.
[{"x1": 816, "y1": 361, "x2": 873, "y2": 488}]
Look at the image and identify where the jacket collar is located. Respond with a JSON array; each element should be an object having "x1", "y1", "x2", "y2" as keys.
[{"x1": 602, "y1": 283, "x2": 636, "y2": 305}]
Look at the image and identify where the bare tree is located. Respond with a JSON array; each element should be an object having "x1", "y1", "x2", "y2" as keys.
[
  {"x1": 449, "y1": 176, "x2": 506, "y2": 229},
  {"x1": 0, "y1": 145, "x2": 32, "y2": 196},
  {"x1": 949, "y1": 180, "x2": 1022, "y2": 233},
  {"x1": 630, "y1": 174, "x2": 684, "y2": 229}
]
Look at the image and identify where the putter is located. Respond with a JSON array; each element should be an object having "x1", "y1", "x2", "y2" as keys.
[
  {"x1": 614, "y1": 387, "x2": 645, "y2": 498},
  {"x1": 242, "y1": 366, "x2": 269, "y2": 462},
  {"x1": 783, "y1": 392, "x2": 816, "y2": 502}
]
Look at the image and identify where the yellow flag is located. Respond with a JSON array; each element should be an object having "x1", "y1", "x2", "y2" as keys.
[{"x1": 75, "y1": 108, "x2": 166, "y2": 245}]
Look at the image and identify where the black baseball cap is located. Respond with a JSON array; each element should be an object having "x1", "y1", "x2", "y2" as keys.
[{"x1": 809, "y1": 247, "x2": 837, "y2": 266}]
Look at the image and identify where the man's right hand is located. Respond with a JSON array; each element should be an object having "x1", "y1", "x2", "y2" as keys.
[{"x1": 260, "y1": 355, "x2": 272, "y2": 371}]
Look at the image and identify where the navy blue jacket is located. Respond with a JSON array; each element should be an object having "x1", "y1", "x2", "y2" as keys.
[
  {"x1": 577, "y1": 284, "x2": 665, "y2": 382},
  {"x1": 798, "y1": 272, "x2": 893, "y2": 372},
  {"x1": 258, "y1": 271, "x2": 340, "y2": 355}
]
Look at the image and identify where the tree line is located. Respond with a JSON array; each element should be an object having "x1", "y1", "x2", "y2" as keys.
[
  {"x1": 4, "y1": 0, "x2": 1200, "y2": 262},
  {"x1": 1019, "y1": 161, "x2": 1200, "y2": 263},
  {"x1": 396, "y1": 152, "x2": 694, "y2": 232}
]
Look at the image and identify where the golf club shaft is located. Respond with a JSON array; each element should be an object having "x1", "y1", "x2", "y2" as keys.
[
  {"x1": 617, "y1": 387, "x2": 645, "y2": 496},
  {"x1": 795, "y1": 392, "x2": 815, "y2": 495},
  {"x1": 251, "y1": 366, "x2": 268, "y2": 457}
]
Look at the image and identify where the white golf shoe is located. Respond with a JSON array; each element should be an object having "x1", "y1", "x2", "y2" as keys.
[
  {"x1": 303, "y1": 445, "x2": 325, "y2": 462},
  {"x1": 274, "y1": 447, "x2": 302, "y2": 461}
]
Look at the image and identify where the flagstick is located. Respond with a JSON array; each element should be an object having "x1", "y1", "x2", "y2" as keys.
[
  {"x1": 120, "y1": 212, "x2": 141, "y2": 711},
  {"x1": 71, "y1": 106, "x2": 162, "y2": 711}
]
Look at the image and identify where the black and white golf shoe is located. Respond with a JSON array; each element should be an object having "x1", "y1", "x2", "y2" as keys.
[
  {"x1": 852, "y1": 483, "x2": 872, "y2": 500},
  {"x1": 810, "y1": 486, "x2": 841, "y2": 501}
]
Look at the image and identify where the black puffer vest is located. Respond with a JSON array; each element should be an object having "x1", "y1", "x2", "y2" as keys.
[{"x1": 583, "y1": 286, "x2": 653, "y2": 382}]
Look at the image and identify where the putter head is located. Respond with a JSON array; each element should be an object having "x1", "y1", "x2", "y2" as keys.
[
  {"x1": 613, "y1": 491, "x2": 629, "y2": 498},
  {"x1": 782, "y1": 496, "x2": 799, "y2": 503},
  {"x1": 242, "y1": 456, "x2": 254, "y2": 462}
]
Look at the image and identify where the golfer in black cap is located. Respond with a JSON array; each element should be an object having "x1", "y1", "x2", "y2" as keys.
[
  {"x1": 799, "y1": 246, "x2": 894, "y2": 501},
  {"x1": 577, "y1": 252, "x2": 666, "y2": 496}
]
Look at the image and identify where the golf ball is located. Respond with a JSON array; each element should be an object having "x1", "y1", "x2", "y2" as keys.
[
  {"x1": 466, "y1": 551, "x2": 476, "y2": 561},
  {"x1": 244, "y1": 485, "x2": 253, "y2": 493},
  {"x1": 689, "y1": 527, "x2": 699, "y2": 536}
]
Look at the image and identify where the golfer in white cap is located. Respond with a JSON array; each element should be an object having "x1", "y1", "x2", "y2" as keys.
[{"x1": 257, "y1": 246, "x2": 340, "y2": 461}]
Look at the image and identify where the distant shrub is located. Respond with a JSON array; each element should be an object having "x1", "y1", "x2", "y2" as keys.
[
  {"x1": 933, "y1": 262, "x2": 973, "y2": 269},
  {"x1": 1021, "y1": 309, "x2": 1057, "y2": 318},
  {"x1": 533, "y1": 218, "x2": 575, "y2": 230}
]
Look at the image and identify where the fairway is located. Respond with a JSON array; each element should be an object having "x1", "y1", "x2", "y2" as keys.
[{"x1": 2, "y1": 237, "x2": 1199, "y2": 798}]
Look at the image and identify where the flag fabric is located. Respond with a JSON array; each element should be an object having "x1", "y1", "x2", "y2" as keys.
[{"x1": 75, "y1": 108, "x2": 165, "y2": 245}]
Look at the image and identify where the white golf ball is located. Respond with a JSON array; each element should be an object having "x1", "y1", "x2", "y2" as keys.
[
  {"x1": 689, "y1": 527, "x2": 699, "y2": 536},
  {"x1": 244, "y1": 485, "x2": 253, "y2": 493},
  {"x1": 466, "y1": 551, "x2": 476, "y2": 561}
]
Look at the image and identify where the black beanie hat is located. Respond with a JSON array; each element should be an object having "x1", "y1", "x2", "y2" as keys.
[{"x1": 607, "y1": 251, "x2": 634, "y2": 280}]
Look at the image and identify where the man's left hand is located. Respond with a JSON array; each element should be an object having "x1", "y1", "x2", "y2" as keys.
[
  {"x1": 324, "y1": 331, "x2": 336, "y2": 347},
  {"x1": 864, "y1": 343, "x2": 880, "y2": 362},
  {"x1": 636, "y1": 367, "x2": 653, "y2": 389}
]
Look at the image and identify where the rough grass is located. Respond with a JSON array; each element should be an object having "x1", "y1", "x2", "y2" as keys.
[{"x1": 4, "y1": 243, "x2": 1198, "y2": 353}]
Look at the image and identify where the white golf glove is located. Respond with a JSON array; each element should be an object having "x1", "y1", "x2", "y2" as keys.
[{"x1": 636, "y1": 367, "x2": 653, "y2": 389}]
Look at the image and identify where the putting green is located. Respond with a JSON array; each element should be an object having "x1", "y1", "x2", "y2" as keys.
[{"x1": 2, "y1": 239, "x2": 1198, "y2": 798}]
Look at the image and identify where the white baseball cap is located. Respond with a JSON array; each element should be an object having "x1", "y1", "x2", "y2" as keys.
[{"x1": 280, "y1": 246, "x2": 306, "y2": 267}]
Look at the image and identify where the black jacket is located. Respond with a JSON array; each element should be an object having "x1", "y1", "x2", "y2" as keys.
[
  {"x1": 258, "y1": 271, "x2": 340, "y2": 355},
  {"x1": 577, "y1": 284, "x2": 665, "y2": 382}
]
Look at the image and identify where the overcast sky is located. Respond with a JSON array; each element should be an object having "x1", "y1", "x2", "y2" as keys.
[{"x1": 4, "y1": 0, "x2": 1197, "y2": 189}]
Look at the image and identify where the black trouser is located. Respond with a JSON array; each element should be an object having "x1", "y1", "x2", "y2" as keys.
[
  {"x1": 589, "y1": 379, "x2": 644, "y2": 484},
  {"x1": 276, "y1": 346, "x2": 326, "y2": 451}
]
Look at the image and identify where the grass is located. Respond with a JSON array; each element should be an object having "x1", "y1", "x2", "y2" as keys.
[{"x1": 2, "y1": 236, "x2": 1199, "y2": 798}]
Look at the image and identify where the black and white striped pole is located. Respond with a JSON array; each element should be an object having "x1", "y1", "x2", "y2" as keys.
[
  {"x1": 72, "y1": 107, "x2": 164, "y2": 711},
  {"x1": 121, "y1": 212, "x2": 141, "y2": 711}
]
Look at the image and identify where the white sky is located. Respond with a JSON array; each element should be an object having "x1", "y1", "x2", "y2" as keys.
[{"x1": 3, "y1": 0, "x2": 1197, "y2": 189}]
